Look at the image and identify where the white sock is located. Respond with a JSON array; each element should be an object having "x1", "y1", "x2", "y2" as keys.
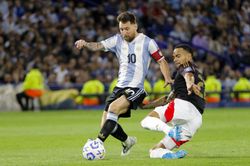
[
  {"x1": 141, "y1": 116, "x2": 171, "y2": 134},
  {"x1": 106, "y1": 112, "x2": 118, "y2": 122},
  {"x1": 149, "y1": 148, "x2": 172, "y2": 158}
]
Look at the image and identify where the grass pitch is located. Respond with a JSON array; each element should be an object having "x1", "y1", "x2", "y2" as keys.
[{"x1": 0, "y1": 108, "x2": 250, "y2": 166}]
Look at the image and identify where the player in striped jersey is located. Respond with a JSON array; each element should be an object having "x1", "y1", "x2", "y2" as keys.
[{"x1": 75, "y1": 11, "x2": 173, "y2": 156}]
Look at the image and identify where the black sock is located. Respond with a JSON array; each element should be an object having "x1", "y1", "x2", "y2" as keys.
[
  {"x1": 98, "y1": 119, "x2": 117, "y2": 142},
  {"x1": 111, "y1": 123, "x2": 128, "y2": 142}
]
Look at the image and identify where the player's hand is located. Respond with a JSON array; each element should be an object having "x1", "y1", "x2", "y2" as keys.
[
  {"x1": 139, "y1": 103, "x2": 146, "y2": 109},
  {"x1": 163, "y1": 78, "x2": 174, "y2": 88},
  {"x1": 182, "y1": 62, "x2": 190, "y2": 68},
  {"x1": 187, "y1": 83, "x2": 201, "y2": 95},
  {"x1": 75, "y1": 39, "x2": 87, "y2": 49},
  {"x1": 139, "y1": 102, "x2": 150, "y2": 109}
]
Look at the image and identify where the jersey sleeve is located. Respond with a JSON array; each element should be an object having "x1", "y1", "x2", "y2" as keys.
[
  {"x1": 101, "y1": 34, "x2": 118, "y2": 52},
  {"x1": 148, "y1": 39, "x2": 164, "y2": 62},
  {"x1": 181, "y1": 66, "x2": 195, "y2": 76}
]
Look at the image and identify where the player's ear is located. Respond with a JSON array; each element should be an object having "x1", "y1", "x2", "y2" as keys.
[
  {"x1": 186, "y1": 53, "x2": 192, "y2": 61},
  {"x1": 134, "y1": 23, "x2": 138, "y2": 30}
]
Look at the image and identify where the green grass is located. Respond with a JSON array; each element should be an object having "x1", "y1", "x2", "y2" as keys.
[{"x1": 0, "y1": 108, "x2": 250, "y2": 166}]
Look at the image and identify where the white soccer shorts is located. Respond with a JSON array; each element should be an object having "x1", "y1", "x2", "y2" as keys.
[{"x1": 153, "y1": 98, "x2": 202, "y2": 145}]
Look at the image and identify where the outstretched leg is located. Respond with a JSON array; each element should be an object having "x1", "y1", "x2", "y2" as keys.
[{"x1": 141, "y1": 110, "x2": 172, "y2": 134}]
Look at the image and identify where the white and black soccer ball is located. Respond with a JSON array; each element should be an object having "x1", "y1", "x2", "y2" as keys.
[{"x1": 82, "y1": 139, "x2": 105, "y2": 160}]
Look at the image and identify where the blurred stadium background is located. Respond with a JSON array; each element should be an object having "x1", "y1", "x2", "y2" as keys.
[
  {"x1": 0, "y1": 0, "x2": 249, "y2": 111},
  {"x1": 0, "y1": 1, "x2": 250, "y2": 165}
]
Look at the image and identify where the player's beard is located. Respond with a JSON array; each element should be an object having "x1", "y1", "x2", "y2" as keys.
[
  {"x1": 123, "y1": 32, "x2": 136, "y2": 42},
  {"x1": 124, "y1": 35, "x2": 133, "y2": 42}
]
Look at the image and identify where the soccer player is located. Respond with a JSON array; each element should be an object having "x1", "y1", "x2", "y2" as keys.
[
  {"x1": 75, "y1": 11, "x2": 173, "y2": 156},
  {"x1": 140, "y1": 44, "x2": 205, "y2": 159}
]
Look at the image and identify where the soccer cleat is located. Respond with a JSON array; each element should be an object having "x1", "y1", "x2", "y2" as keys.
[
  {"x1": 121, "y1": 136, "x2": 137, "y2": 156},
  {"x1": 162, "y1": 150, "x2": 187, "y2": 159},
  {"x1": 168, "y1": 126, "x2": 182, "y2": 141}
]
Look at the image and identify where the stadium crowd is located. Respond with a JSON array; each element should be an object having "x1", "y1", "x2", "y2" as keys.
[{"x1": 0, "y1": 0, "x2": 249, "y2": 101}]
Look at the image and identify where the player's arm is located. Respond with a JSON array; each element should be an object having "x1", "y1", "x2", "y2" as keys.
[
  {"x1": 184, "y1": 72, "x2": 200, "y2": 95},
  {"x1": 141, "y1": 90, "x2": 175, "y2": 109},
  {"x1": 148, "y1": 40, "x2": 173, "y2": 87},
  {"x1": 75, "y1": 39, "x2": 105, "y2": 51},
  {"x1": 158, "y1": 58, "x2": 173, "y2": 87}
]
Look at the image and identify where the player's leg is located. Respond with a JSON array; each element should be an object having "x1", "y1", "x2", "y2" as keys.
[
  {"x1": 141, "y1": 102, "x2": 174, "y2": 134},
  {"x1": 117, "y1": 87, "x2": 146, "y2": 155},
  {"x1": 144, "y1": 99, "x2": 195, "y2": 159},
  {"x1": 169, "y1": 99, "x2": 202, "y2": 144},
  {"x1": 102, "y1": 107, "x2": 136, "y2": 156},
  {"x1": 96, "y1": 100, "x2": 132, "y2": 156},
  {"x1": 108, "y1": 87, "x2": 146, "y2": 155},
  {"x1": 100, "y1": 109, "x2": 129, "y2": 143},
  {"x1": 109, "y1": 119, "x2": 137, "y2": 156},
  {"x1": 97, "y1": 87, "x2": 145, "y2": 155},
  {"x1": 98, "y1": 87, "x2": 129, "y2": 141},
  {"x1": 100, "y1": 111, "x2": 107, "y2": 128},
  {"x1": 149, "y1": 128, "x2": 188, "y2": 159},
  {"x1": 100, "y1": 95, "x2": 137, "y2": 156},
  {"x1": 149, "y1": 139, "x2": 187, "y2": 159},
  {"x1": 159, "y1": 99, "x2": 202, "y2": 159},
  {"x1": 97, "y1": 95, "x2": 130, "y2": 142}
]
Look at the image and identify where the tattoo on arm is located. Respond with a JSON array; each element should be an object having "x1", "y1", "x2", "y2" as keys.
[
  {"x1": 184, "y1": 72, "x2": 195, "y2": 90},
  {"x1": 85, "y1": 42, "x2": 104, "y2": 51},
  {"x1": 158, "y1": 59, "x2": 172, "y2": 82},
  {"x1": 142, "y1": 91, "x2": 175, "y2": 109},
  {"x1": 141, "y1": 95, "x2": 167, "y2": 109}
]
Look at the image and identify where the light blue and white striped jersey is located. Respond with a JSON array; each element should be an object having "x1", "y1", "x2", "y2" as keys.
[{"x1": 101, "y1": 33, "x2": 163, "y2": 89}]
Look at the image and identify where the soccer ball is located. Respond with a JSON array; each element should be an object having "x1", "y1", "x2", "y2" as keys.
[{"x1": 82, "y1": 139, "x2": 105, "y2": 160}]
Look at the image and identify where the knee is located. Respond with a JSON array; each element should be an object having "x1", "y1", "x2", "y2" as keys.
[
  {"x1": 140, "y1": 116, "x2": 154, "y2": 129},
  {"x1": 140, "y1": 117, "x2": 148, "y2": 128},
  {"x1": 108, "y1": 103, "x2": 120, "y2": 114},
  {"x1": 141, "y1": 111, "x2": 161, "y2": 128},
  {"x1": 109, "y1": 101, "x2": 128, "y2": 115}
]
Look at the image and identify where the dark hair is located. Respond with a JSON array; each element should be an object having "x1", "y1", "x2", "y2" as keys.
[
  {"x1": 117, "y1": 11, "x2": 136, "y2": 24},
  {"x1": 174, "y1": 43, "x2": 193, "y2": 57}
]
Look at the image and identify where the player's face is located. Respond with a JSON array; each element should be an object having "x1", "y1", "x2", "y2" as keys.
[
  {"x1": 119, "y1": 21, "x2": 137, "y2": 42},
  {"x1": 172, "y1": 48, "x2": 192, "y2": 68}
]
